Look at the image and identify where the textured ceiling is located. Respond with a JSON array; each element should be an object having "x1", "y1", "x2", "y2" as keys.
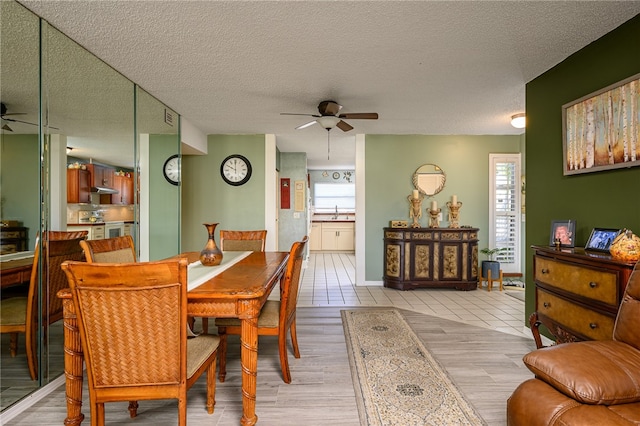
[{"x1": 14, "y1": 1, "x2": 640, "y2": 169}]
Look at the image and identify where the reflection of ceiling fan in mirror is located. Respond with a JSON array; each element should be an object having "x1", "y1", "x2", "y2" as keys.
[
  {"x1": 1, "y1": 102, "x2": 30, "y2": 132},
  {"x1": 280, "y1": 100, "x2": 378, "y2": 132},
  {"x1": 1, "y1": 102, "x2": 59, "y2": 131}
]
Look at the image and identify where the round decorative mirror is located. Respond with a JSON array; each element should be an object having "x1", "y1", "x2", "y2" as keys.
[{"x1": 412, "y1": 164, "x2": 446, "y2": 196}]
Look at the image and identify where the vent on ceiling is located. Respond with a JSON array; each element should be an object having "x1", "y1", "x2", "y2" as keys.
[{"x1": 164, "y1": 109, "x2": 174, "y2": 126}]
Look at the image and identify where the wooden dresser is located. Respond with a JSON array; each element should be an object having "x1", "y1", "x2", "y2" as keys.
[
  {"x1": 0, "y1": 226, "x2": 28, "y2": 254},
  {"x1": 383, "y1": 227, "x2": 478, "y2": 291},
  {"x1": 530, "y1": 245, "x2": 635, "y2": 348}
]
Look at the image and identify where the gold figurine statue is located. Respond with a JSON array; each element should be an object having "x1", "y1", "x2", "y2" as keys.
[
  {"x1": 407, "y1": 192, "x2": 424, "y2": 228},
  {"x1": 427, "y1": 206, "x2": 441, "y2": 228}
]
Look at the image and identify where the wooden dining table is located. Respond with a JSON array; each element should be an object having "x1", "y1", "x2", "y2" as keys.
[
  {"x1": 58, "y1": 250, "x2": 289, "y2": 426},
  {"x1": 0, "y1": 253, "x2": 34, "y2": 289}
]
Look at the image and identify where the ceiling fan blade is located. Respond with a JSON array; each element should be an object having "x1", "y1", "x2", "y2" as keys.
[
  {"x1": 336, "y1": 120, "x2": 353, "y2": 132},
  {"x1": 338, "y1": 112, "x2": 378, "y2": 120},
  {"x1": 280, "y1": 113, "x2": 320, "y2": 117},
  {"x1": 2, "y1": 117, "x2": 59, "y2": 130},
  {"x1": 295, "y1": 120, "x2": 317, "y2": 130}
]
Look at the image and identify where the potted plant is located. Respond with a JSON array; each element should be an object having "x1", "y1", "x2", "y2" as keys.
[{"x1": 480, "y1": 247, "x2": 507, "y2": 279}]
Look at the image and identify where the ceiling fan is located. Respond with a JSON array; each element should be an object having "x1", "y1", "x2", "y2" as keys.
[
  {"x1": 1, "y1": 102, "x2": 58, "y2": 131},
  {"x1": 281, "y1": 100, "x2": 378, "y2": 132}
]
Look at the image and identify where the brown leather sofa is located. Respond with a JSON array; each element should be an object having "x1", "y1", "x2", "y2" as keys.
[{"x1": 507, "y1": 261, "x2": 640, "y2": 425}]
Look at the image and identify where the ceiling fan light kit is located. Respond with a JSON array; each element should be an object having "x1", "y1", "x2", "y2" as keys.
[{"x1": 317, "y1": 116, "x2": 340, "y2": 129}]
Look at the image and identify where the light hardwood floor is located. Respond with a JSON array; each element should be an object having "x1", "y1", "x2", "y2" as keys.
[{"x1": 4, "y1": 252, "x2": 536, "y2": 425}]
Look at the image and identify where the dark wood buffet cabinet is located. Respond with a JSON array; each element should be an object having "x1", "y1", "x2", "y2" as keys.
[
  {"x1": 530, "y1": 245, "x2": 635, "y2": 348},
  {"x1": 383, "y1": 227, "x2": 478, "y2": 290}
]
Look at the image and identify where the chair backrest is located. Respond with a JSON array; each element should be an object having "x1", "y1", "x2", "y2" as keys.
[
  {"x1": 613, "y1": 260, "x2": 640, "y2": 350},
  {"x1": 28, "y1": 231, "x2": 88, "y2": 327},
  {"x1": 61, "y1": 259, "x2": 189, "y2": 393},
  {"x1": 220, "y1": 230, "x2": 267, "y2": 252},
  {"x1": 279, "y1": 236, "x2": 308, "y2": 327},
  {"x1": 80, "y1": 235, "x2": 136, "y2": 263}
]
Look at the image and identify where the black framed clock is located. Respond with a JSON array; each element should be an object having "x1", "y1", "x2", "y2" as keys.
[
  {"x1": 163, "y1": 154, "x2": 180, "y2": 185},
  {"x1": 220, "y1": 154, "x2": 252, "y2": 186}
]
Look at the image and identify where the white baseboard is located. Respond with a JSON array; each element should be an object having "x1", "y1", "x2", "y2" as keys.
[{"x1": 0, "y1": 374, "x2": 66, "y2": 424}]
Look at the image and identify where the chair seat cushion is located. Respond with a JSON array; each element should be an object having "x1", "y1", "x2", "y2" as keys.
[
  {"x1": 186, "y1": 334, "x2": 220, "y2": 378},
  {"x1": 524, "y1": 340, "x2": 640, "y2": 405},
  {"x1": 0, "y1": 297, "x2": 27, "y2": 326},
  {"x1": 215, "y1": 300, "x2": 280, "y2": 328}
]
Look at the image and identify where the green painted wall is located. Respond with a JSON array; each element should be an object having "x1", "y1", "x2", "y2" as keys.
[
  {"x1": 278, "y1": 152, "x2": 308, "y2": 250},
  {"x1": 181, "y1": 135, "x2": 266, "y2": 252},
  {"x1": 525, "y1": 15, "x2": 640, "y2": 323},
  {"x1": 364, "y1": 134, "x2": 522, "y2": 281},
  {"x1": 0, "y1": 134, "x2": 40, "y2": 249},
  {"x1": 149, "y1": 134, "x2": 180, "y2": 260}
]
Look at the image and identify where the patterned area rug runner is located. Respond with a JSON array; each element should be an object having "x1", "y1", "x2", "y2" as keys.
[{"x1": 342, "y1": 309, "x2": 487, "y2": 426}]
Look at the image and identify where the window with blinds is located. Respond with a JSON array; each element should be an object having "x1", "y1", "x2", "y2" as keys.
[{"x1": 489, "y1": 154, "x2": 521, "y2": 274}]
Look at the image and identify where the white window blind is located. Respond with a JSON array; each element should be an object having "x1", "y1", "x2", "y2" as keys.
[
  {"x1": 314, "y1": 183, "x2": 355, "y2": 213},
  {"x1": 489, "y1": 154, "x2": 521, "y2": 274}
]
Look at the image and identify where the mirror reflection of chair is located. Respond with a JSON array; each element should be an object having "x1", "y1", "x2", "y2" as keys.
[
  {"x1": 215, "y1": 236, "x2": 308, "y2": 384},
  {"x1": 220, "y1": 229, "x2": 267, "y2": 252},
  {"x1": 0, "y1": 230, "x2": 87, "y2": 380},
  {"x1": 60, "y1": 258, "x2": 220, "y2": 425},
  {"x1": 80, "y1": 235, "x2": 136, "y2": 263}
]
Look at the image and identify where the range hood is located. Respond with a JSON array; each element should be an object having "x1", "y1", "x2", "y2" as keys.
[{"x1": 91, "y1": 186, "x2": 119, "y2": 194}]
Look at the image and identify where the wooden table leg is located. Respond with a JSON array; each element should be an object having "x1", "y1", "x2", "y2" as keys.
[
  {"x1": 60, "y1": 292, "x2": 84, "y2": 426},
  {"x1": 240, "y1": 314, "x2": 259, "y2": 426}
]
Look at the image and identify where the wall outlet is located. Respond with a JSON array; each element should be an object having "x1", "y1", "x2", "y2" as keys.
[{"x1": 293, "y1": 212, "x2": 300, "y2": 219}]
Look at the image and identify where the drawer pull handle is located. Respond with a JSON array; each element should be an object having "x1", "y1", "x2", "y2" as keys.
[
  {"x1": 589, "y1": 282, "x2": 597, "y2": 288},
  {"x1": 543, "y1": 302, "x2": 550, "y2": 308},
  {"x1": 589, "y1": 323, "x2": 598, "y2": 329},
  {"x1": 541, "y1": 268, "x2": 549, "y2": 274}
]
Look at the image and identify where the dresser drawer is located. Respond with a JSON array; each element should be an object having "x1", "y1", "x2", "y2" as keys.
[
  {"x1": 535, "y1": 256, "x2": 618, "y2": 306},
  {"x1": 536, "y1": 288, "x2": 614, "y2": 341}
]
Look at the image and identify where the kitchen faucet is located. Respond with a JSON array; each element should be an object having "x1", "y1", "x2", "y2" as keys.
[{"x1": 332, "y1": 205, "x2": 339, "y2": 219}]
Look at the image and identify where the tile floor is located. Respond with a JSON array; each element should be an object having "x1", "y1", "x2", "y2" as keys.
[{"x1": 297, "y1": 251, "x2": 530, "y2": 338}]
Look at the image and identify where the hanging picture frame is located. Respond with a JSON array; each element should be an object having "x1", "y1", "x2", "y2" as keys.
[{"x1": 562, "y1": 73, "x2": 640, "y2": 176}]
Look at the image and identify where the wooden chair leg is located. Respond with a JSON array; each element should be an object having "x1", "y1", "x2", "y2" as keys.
[
  {"x1": 202, "y1": 317, "x2": 209, "y2": 334},
  {"x1": 217, "y1": 328, "x2": 227, "y2": 382},
  {"x1": 128, "y1": 401, "x2": 138, "y2": 418},
  {"x1": 279, "y1": 327, "x2": 291, "y2": 384},
  {"x1": 290, "y1": 317, "x2": 300, "y2": 359},
  {"x1": 178, "y1": 393, "x2": 187, "y2": 426},
  {"x1": 206, "y1": 353, "x2": 217, "y2": 414},
  {"x1": 9, "y1": 333, "x2": 18, "y2": 357}
]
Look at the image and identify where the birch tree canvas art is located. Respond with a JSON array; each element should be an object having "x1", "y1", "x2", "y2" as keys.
[{"x1": 563, "y1": 73, "x2": 640, "y2": 175}]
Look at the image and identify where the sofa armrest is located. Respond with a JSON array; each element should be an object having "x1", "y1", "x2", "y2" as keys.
[{"x1": 524, "y1": 341, "x2": 640, "y2": 405}]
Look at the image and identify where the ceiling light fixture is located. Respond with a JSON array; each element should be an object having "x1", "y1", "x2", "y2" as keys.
[
  {"x1": 316, "y1": 116, "x2": 340, "y2": 129},
  {"x1": 511, "y1": 113, "x2": 526, "y2": 129}
]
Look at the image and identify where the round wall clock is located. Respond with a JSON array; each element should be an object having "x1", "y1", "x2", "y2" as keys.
[
  {"x1": 220, "y1": 154, "x2": 252, "y2": 186},
  {"x1": 163, "y1": 154, "x2": 180, "y2": 186}
]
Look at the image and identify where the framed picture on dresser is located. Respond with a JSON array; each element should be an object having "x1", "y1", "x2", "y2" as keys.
[
  {"x1": 585, "y1": 228, "x2": 621, "y2": 252},
  {"x1": 549, "y1": 220, "x2": 576, "y2": 248}
]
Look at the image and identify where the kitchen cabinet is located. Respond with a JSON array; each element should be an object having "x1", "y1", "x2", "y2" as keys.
[
  {"x1": 67, "y1": 168, "x2": 91, "y2": 203},
  {"x1": 320, "y1": 222, "x2": 354, "y2": 251},
  {"x1": 111, "y1": 174, "x2": 134, "y2": 204},
  {"x1": 86, "y1": 164, "x2": 114, "y2": 188},
  {"x1": 530, "y1": 245, "x2": 634, "y2": 348},
  {"x1": 383, "y1": 227, "x2": 479, "y2": 290},
  {"x1": 310, "y1": 223, "x2": 322, "y2": 251}
]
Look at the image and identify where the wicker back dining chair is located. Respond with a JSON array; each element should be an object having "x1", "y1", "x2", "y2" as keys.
[
  {"x1": 60, "y1": 258, "x2": 220, "y2": 425},
  {"x1": 80, "y1": 234, "x2": 136, "y2": 263},
  {"x1": 219, "y1": 229, "x2": 267, "y2": 252},
  {"x1": 0, "y1": 230, "x2": 87, "y2": 380},
  {"x1": 215, "y1": 236, "x2": 308, "y2": 384},
  {"x1": 200, "y1": 229, "x2": 268, "y2": 334}
]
